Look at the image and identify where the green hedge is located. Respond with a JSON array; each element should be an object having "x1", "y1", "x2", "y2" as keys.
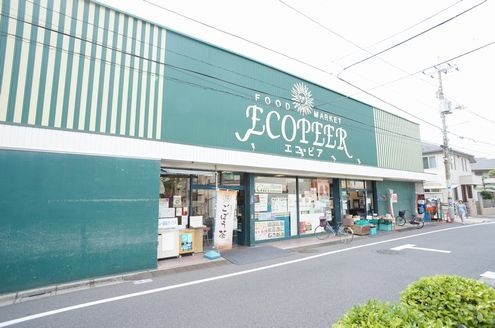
[
  {"x1": 332, "y1": 300, "x2": 430, "y2": 328},
  {"x1": 401, "y1": 275, "x2": 495, "y2": 328},
  {"x1": 334, "y1": 275, "x2": 495, "y2": 328}
]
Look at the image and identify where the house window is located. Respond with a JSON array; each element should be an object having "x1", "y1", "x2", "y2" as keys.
[
  {"x1": 461, "y1": 158, "x2": 467, "y2": 171},
  {"x1": 423, "y1": 156, "x2": 436, "y2": 169}
]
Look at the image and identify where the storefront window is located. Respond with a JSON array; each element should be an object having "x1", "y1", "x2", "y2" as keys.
[
  {"x1": 342, "y1": 179, "x2": 375, "y2": 218},
  {"x1": 254, "y1": 176, "x2": 296, "y2": 241},
  {"x1": 221, "y1": 172, "x2": 243, "y2": 186},
  {"x1": 299, "y1": 178, "x2": 333, "y2": 235},
  {"x1": 159, "y1": 175, "x2": 190, "y2": 227}
]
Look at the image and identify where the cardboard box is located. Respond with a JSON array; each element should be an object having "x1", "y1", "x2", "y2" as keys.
[
  {"x1": 352, "y1": 225, "x2": 370, "y2": 235},
  {"x1": 343, "y1": 217, "x2": 354, "y2": 226}
]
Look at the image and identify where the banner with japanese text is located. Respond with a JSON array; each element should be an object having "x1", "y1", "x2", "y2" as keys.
[{"x1": 214, "y1": 190, "x2": 238, "y2": 251}]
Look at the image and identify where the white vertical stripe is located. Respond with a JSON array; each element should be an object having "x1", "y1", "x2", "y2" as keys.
[
  {"x1": 66, "y1": 0, "x2": 84, "y2": 129},
  {"x1": 78, "y1": 3, "x2": 95, "y2": 130},
  {"x1": 54, "y1": 0, "x2": 73, "y2": 128},
  {"x1": 0, "y1": 2, "x2": 18, "y2": 122},
  {"x1": 147, "y1": 26, "x2": 158, "y2": 139},
  {"x1": 41, "y1": 0, "x2": 61, "y2": 126},
  {"x1": 110, "y1": 13, "x2": 124, "y2": 134},
  {"x1": 13, "y1": 1, "x2": 35, "y2": 123},
  {"x1": 119, "y1": 18, "x2": 133, "y2": 135},
  {"x1": 138, "y1": 23, "x2": 149, "y2": 138},
  {"x1": 89, "y1": 6, "x2": 105, "y2": 132},
  {"x1": 129, "y1": 20, "x2": 142, "y2": 137},
  {"x1": 27, "y1": 0, "x2": 47, "y2": 125},
  {"x1": 155, "y1": 29, "x2": 166, "y2": 139},
  {"x1": 99, "y1": 10, "x2": 115, "y2": 133}
]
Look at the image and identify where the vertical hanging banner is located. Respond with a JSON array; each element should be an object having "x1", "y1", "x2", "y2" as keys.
[{"x1": 214, "y1": 190, "x2": 238, "y2": 251}]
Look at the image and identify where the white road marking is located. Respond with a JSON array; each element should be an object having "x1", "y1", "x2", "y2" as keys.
[
  {"x1": 0, "y1": 222, "x2": 493, "y2": 328},
  {"x1": 391, "y1": 244, "x2": 450, "y2": 253},
  {"x1": 480, "y1": 271, "x2": 495, "y2": 279},
  {"x1": 133, "y1": 279, "x2": 153, "y2": 285}
]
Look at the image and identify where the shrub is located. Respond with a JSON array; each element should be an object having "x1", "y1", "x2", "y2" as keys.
[
  {"x1": 332, "y1": 299, "x2": 430, "y2": 328},
  {"x1": 400, "y1": 275, "x2": 495, "y2": 328},
  {"x1": 480, "y1": 190, "x2": 493, "y2": 200}
]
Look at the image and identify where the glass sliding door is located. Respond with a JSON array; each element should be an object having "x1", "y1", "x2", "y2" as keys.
[{"x1": 298, "y1": 178, "x2": 333, "y2": 235}]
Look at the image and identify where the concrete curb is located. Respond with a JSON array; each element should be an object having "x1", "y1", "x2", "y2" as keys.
[{"x1": 0, "y1": 258, "x2": 227, "y2": 307}]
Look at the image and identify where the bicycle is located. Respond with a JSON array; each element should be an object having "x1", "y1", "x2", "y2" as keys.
[
  {"x1": 396, "y1": 210, "x2": 424, "y2": 229},
  {"x1": 314, "y1": 217, "x2": 354, "y2": 243}
]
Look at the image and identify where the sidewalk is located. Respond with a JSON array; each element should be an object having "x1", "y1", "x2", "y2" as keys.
[{"x1": 2, "y1": 216, "x2": 494, "y2": 306}]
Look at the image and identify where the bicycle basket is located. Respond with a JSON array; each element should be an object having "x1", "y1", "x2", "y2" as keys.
[{"x1": 319, "y1": 218, "x2": 326, "y2": 227}]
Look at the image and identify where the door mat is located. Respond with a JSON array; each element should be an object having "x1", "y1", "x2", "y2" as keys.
[{"x1": 221, "y1": 246, "x2": 292, "y2": 265}]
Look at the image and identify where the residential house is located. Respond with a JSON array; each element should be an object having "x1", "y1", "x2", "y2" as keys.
[
  {"x1": 472, "y1": 158, "x2": 495, "y2": 214},
  {"x1": 421, "y1": 143, "x2": 482, "y2": 215}
]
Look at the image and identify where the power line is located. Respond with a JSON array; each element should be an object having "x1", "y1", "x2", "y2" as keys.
[
  {"x1": 364, "y1": 40, "x2": 495, "y2": 92},
  {"x1": 3, "y1": 5, "x2": 494, "y2": 151},
  {"x1": 331, "y1": 0, "x2": 465, "y2": 63},
  {"x1": 0, "y1": 28, "x2": 424, "y2": 144},
  {"x1": 16, "y1": 0, "x2": 487, "y2": 140},
  {"x1": 279, "y1": 0, "x2": 443, "y2": 89},
  {"x1": 141, "y1": 0, "x2": 337, "y2": 78},
  {"x1": 343, "y1": 0, "x2": 488, "y2": 71},
  {"x1": 465, "y1": 108, "x2": 495, "y2": 126},
  {"x1": 0, "y1": 10, "x2": 422, "y2": 141}
]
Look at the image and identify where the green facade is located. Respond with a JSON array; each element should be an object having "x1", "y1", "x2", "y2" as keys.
[
  {"x1": 376, "y1": 181, "x2": 416, "y2": 216},
  {"x1": 0, "y1": 0, "x2": 167, "y2": 140},
  {"x1": 0, "y1": 0, "x2": 423, "y2": 172},
  {"x1": 0, "y1": 0, "x2": 426, "y2": 293},
  {"x1": 0, "y1": 150, "x2": 160, "y2": 293},
  {"x1": 163, "y1": 31, "x2": 378, "y2": 166}
]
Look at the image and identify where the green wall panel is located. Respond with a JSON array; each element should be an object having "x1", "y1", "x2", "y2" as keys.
[
  {"x1": 376, "y1": 181, "x2": 416, "y2": 216},
  {"x1": 0, "y1": 150, "x2": 160, "y2": 294},
  {"x1": 0, "y1": 0, "x2": 166, "y2": 140},
  {"x1": 163, "y1": 31, "x2": 378, "y2": 166}
]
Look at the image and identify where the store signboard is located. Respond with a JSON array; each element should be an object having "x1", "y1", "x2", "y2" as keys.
[
  {"x1": 163, "y1": 32, "x2": 379, "y2": 167},
  {"x1": 255, "y1": 183, "x2": 283, "y2": 194},
  {"x1": 214, "y1": 190, "x2": 238, "y2": 251}
]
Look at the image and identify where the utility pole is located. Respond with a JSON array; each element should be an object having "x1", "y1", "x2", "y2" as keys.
[{"x1": 433, "y1": 63, "x2": 458, "y2": 221}]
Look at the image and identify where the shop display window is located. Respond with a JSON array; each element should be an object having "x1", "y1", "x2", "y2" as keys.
[
  {"x1": 254, "y1": 176, "x2": 296, "y2": 240},
  {"x1": 299, "y1": 178, "x2": 333, "y2": 235},
  {"x1": 159, "y1": 175, "x2": 190, "y2": 227},
  {"x1": 342, "y1": 179, "x2": 375, "y2": 218}
]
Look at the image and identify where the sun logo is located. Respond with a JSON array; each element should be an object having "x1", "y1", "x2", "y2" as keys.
[{"x1": 291, "y1": 82, "x2": 314, "y2": 116}]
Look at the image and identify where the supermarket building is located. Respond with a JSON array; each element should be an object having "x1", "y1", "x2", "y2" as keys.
[{"x1": 0, "y1": 0, "x2": 430, "y2": 294}]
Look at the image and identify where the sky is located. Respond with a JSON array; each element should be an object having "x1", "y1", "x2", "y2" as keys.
[{"x1": 98, "y1": 0, "x2": 495, "y2": 158}]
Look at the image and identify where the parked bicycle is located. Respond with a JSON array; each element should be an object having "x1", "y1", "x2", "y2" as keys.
[
  {"x1": 314, "y1": 216, "x2": 354, "y2": 243},
  {"x1": 396, "y1": 210, "x2": 424, "y2": 229}
]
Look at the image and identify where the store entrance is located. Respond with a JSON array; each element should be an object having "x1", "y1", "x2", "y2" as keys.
[
  {"x1": 191, "y1": 171, "x2": 245, "y2": 247},
  {"x1": 341, "y1": 179, "x2": 375, "y2": 217},
  {"x1": 157, "y1": 169, "x2": 246, "y2": 260}
]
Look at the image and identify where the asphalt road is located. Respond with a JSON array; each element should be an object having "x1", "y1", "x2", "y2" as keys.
[{"x1": 1, "y1": 222, "x2": 494, "y2": 328}]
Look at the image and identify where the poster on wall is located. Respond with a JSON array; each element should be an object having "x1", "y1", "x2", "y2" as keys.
[
  {"x1": 173, "y1": 195, "x2": 182, "y2": 207},
  {"x1": 254, "y1": 193, "x2": 268, "y2": 212},
  {"x1": 255, "y1": 220, "x2": 285, "y2": 241},
  {"x1": 214, "y1": 189, "x2": 238, "y2": 251},
  {"x1": 271, "y1": 197, "x2": 288, "y2": 213},
  {"x1": 317, "y1": 179, "x2": 330, "y2": 200}
]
